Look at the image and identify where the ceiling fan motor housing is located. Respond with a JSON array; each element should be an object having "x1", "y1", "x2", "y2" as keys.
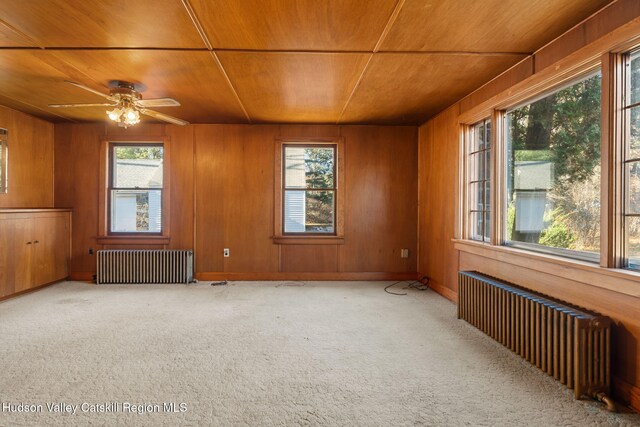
[{"x1": 110, "y1": 86, "x2": 142, "y2": 102}]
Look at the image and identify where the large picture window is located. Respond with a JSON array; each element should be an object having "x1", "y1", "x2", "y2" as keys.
[
  {"x1": 283, "y1": 144, "x2": 336, "y2": 234},
  {"x1": 624, "y1": 49, "x2": 640, "y2": 268},
  {"x1": 468, "y1": 119, "x2": 491, "y2": 242},
  {"x1": 505, "y1": 72, "x2": 602, "y2": 260},
  {"x1": 109, "y1": 144, "x2": 164, "y2": 234}
]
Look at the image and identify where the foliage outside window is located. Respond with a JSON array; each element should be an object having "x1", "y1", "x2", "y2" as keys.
[
  {"x1": 624, "y1": 50, "x2": 640, "y2": 269},
  {"x1": 283, "y1": 145, "x2": 336, "y2": 234},
  {"x1": 0, "y1": 128, "x2": 6, "y2": 194},
  {"x1": 469, "y1": 119, "x2": 491, "y2": 242},
  {"x1": 109, "y1": 145, "x2": 163, "y2": 233},
  {"x1": 505, "y1": 72, "x2": 602, "y2": 260}
]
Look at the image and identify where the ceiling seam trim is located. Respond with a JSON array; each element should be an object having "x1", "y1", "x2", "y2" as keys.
[
  {"x1": 531, "y1": 0, "x2": 620, "y2": 58},
  {"x1": 335, "y1": 53, "x2": 375, "y2": 124},
  {"x1": 180, "y1": 0, "x2": 252, "y2": 123},
  {"x1": 209, "y1": 51, "x2": 253, "y2": 123},
  {"x1": 45, "y1": 50, "x2": 112, "y2": 94},
  {"x1": 0, "y1": 93, "x2": 80, "y2": 122},
  {"x1": 0, "y1": 19, "x2": 43, "y2": 48},
  {"x1": 373, "y1": 0, "x2": 406, "y2": 53},
  {"x1": 337, "y1": 0, "x2": 405, "y2": 123},
  {"x1": 419, "y1": 1, "x2": 619, "y2": 124},
  {"x1": 180, "y1": 0, "x2": 213, "y2": 50},
  {"x1": 0, "y1": 47, "x2": 533, "y2": 56}
]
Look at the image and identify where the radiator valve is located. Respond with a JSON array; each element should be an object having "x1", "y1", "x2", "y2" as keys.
[{"x1": 595, "y1": 392, "x2": 616, "y2": 412}]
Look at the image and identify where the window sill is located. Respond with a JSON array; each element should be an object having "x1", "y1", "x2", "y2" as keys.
[
  {"x1": 97, "y1": 236, "x2": 170, "y2": 245},
  {"x1": 273, "y1": 236, "x2": 345, "y2": 245},
  {"x1": 453, "y1": 239, "x2": 640, "y2": 298}
]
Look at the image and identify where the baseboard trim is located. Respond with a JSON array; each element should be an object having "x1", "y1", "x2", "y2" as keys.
[
  {"x1": 0, "y1": 279, "x2": 63, "y2": 302},
  {"x1": 613, "y1": 376, "x2": 640, "y2": 413},
  {"x1": 196, "y1": 272, "x2": 419, "y2": 281},
  {"x1": 428, "y1": 280, "x2": 458, "y2": 303},
  {"x1": 69, "y1": 271, "x2": 419, "y2": 282},
  {"x1": 69, "y1": 272, "x2": 95, "y2": 281}
]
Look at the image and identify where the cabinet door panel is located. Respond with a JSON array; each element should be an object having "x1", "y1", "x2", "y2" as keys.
[
  {"x1": 0, "y1": 217, "x2": 33, "y2": 295},
  {"x1": 33, "y1": 214, "x2": 70, "y2": 286}
]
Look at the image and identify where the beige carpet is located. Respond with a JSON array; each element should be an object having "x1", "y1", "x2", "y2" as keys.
[{"x1": 0, "y1": 281, "x2": 638, "y2": 426}]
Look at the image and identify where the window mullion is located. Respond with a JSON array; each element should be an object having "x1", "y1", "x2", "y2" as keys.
[
  {"x1": 491, "y1": 110, "x2": 503, "y2": 246},
  {"x1": 467, "y1": 117, "x2": 492, "y2": 242}
]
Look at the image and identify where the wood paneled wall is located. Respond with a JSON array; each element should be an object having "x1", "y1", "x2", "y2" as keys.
[
  {"x1": 417, "y1": 1, "x2": 640, "y2": 410},
  {"x1": 0, "y1": 105, "x2": 54, "y2": 208},
  {"x1": 417, "y1": 106, "x2": 460, "y2": 301},
  {"x1": 54, "y1": 123, "x2": 418, "y2": 280}
]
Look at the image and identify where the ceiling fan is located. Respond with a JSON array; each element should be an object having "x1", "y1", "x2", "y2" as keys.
[{"x1": 48, "y1": 80, "x2": 189, "y2": 127}]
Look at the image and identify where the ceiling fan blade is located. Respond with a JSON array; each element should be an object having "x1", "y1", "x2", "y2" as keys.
[
  {"x1": 64, "y1": 80, "x2": 114, "y2": 101},
  {"x1": 140, "y1": 108, "x2": 189, "y2": 126},
  {"x1": 135, "y1": 98, "x2": 181, "y2": 108},
  {"x1": 48, "y1": 102, "x2": 114, "y2": 108}
]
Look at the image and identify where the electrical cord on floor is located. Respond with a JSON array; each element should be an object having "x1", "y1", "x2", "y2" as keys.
[
  {"x1": 275, "y1": 281, "x2": 306, "y2": 287},
  {"x1": 408, "y1": 276, "x2": 430, "y2": 291},
  {"x1": 384, "y1": 276, "x2": 430, "y2": 295},
  {"x1": 210, "y1": 280, "x2": 227, "y2": 286},
  {"x1": 384, "y1": 281, "x2": 408, "y2": 295}
]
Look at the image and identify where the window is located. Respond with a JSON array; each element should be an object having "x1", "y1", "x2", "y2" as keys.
[
  {"x1": 468, "y1": 119, "x2": 491, "y2": 242},
  {"x1": 505, "y1": 72, "x2": 602, "y2": 261},
  {"x1": 624, "y1": 49, "x2": 640, "y2": 268},
  {"x1": 0, "y1": 128, "x2": 6, "y2": 194},
  {"x1": 109, "y1": 144, "x2": 164, "y2": 234},
  {"x1": 282, "y1": 144, "x2": 336, "y2": 234}
]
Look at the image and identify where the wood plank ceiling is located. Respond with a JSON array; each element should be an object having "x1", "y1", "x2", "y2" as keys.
[{"x1": 0, "y1": 0, "x2": 613, "y2": 125}]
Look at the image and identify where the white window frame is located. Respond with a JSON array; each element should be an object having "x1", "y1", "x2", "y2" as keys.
[
  {"x1": 281, "y1": 143, "x2": 337, "y2": 235},
  {"x1": 108, "y1": 142, "x2": 165, "y2": 235}
]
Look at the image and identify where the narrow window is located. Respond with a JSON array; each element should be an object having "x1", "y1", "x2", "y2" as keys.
[
  {"x1": 0, "y1": 128, "x2": 6, "y2": 194},
  {"x1": 505, "y1": 72, "x2": 602, "y2": 261},
  {"x1": 109, "y1": 144, "x2": 164, "y2": 234},
  {"x1": 469, "y1": 119, "x2": 491, "y2": 241},
  {"x1": 283, "y1": 144, "x2": 336, "y2": 234},
  {"x1": 624, "y1": 49, "x2": 640, "y2": 268}
]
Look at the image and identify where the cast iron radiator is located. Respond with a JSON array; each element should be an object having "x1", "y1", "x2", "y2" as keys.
[
  {"x1": 97, "y1": 250, "x2": 193, "y2": 284},
  {"x1": 458, "y1": 271, "x2": 614, "y2": 410}
]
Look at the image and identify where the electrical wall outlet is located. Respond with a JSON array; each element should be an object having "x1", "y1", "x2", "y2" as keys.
[
  {"x1": 401, "y1": 249, "x2": 409, "y2": 258},
  {"x1": 223, "y1": 248, "x2": 230, "y2": 257}
]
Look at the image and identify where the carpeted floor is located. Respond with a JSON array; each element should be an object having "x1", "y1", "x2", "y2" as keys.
[{"x1": 0, "y1": 281, "x2": 638, "y2": 426}]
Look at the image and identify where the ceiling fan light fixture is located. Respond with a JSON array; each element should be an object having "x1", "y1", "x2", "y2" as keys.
[
  {"x1": 123, "y1": 107, "x2": 140, "y2": 125},
  {"x1": 52, "y1": 81, "x2": 189, "y2": 127},
  {"x1": 107, "y1": 107, "x2": 122, "y2": 121},
  {"x1": 107, "y1": 103, "x2": 140, "y2": 127}
]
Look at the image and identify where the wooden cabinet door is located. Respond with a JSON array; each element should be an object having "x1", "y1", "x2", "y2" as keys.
[
  {"x1": 0, "y1": 216, "x2": 33, "y2": 295},
  {"x1": 33, "y1": 214, "x2": 70, "y2": 286}
]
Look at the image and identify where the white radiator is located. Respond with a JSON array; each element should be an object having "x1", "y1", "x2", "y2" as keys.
[{"x1": 97, "y1": 250, "x2": 194, "y2": 284}]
